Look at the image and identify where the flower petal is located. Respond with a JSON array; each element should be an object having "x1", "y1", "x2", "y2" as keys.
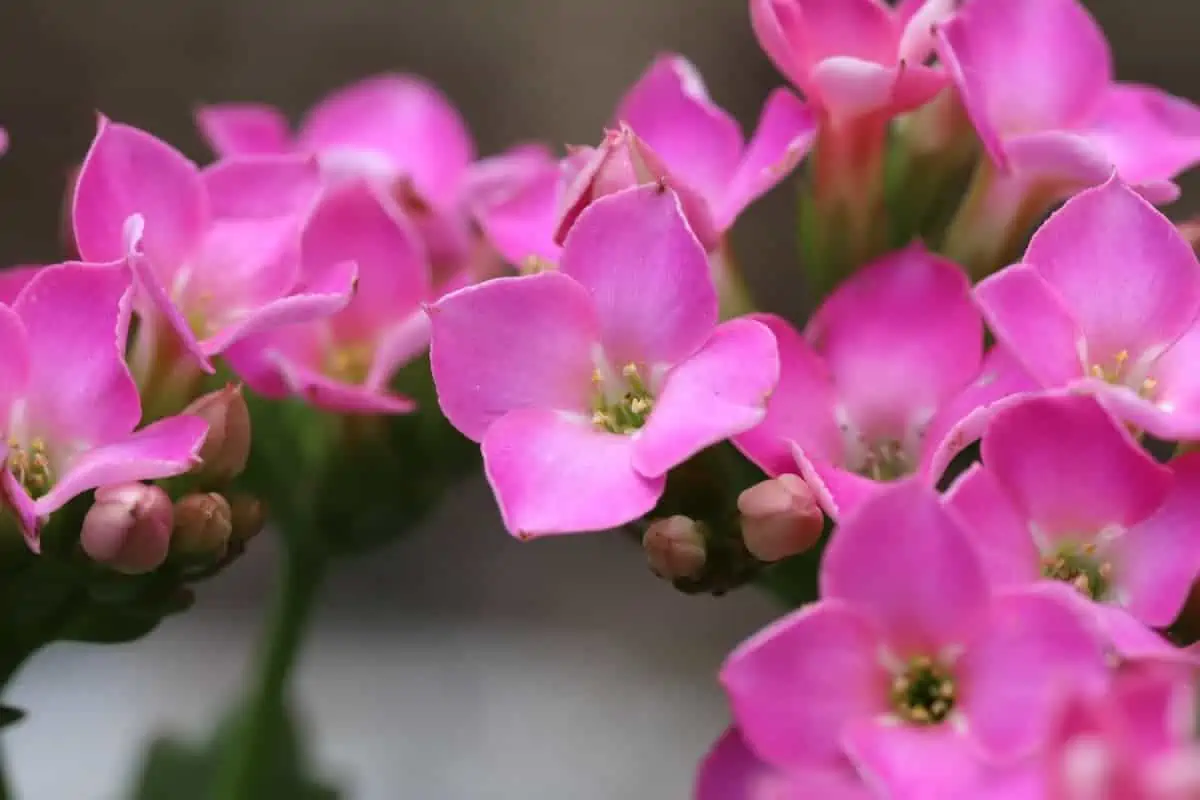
[
  {"x1": 428, "y1": 273, "x2": 599, "y2": 442},
  {"x1": 843, "y1": 720, "x2": 986, "y2": 798},
  {"x1": 0, "y1": 266, "x2": 42, "y2": 305},
  {"x1": 73, "y1": 118, "x2": 207, "y2": 268},
  {"x1": 467, "y1": 146, "x2": 563, "y2": 266},
  {"x1": 793, "y1": 447, "x2": 882, "y2": 521},
  {"x1": 202, "y1": 154, "x2": 322, "y2": 220},
  {"x1": 808, "y1": 58, "x2": 944, "y2": 122},
  {"x1": 698, "y1": 727, "x2": 871, "y2": 800},
  {"x1": 0, "y1": 302, "x2": 31, "y2": 425},
  {"x1": 1082, "y1": 84, "x2": 1200, "y2": 189},
  {"x1": 721, "y1": 599, "x2": 888, "y2": 770},
  {"x1": 3, "y1": 468, "x2": 40, "y2": 549},
  {"x1": 482, "y1": 408, "x2": 664, "y2": 537},
  {"x1": 127, "y1": 236, "x2": 213, "y2": 373},
  {"x1": 821, "y1": 479, "x2": 990, "y2": 656},
  {"x1": 195, "y1": 104, "x2": 291, "y2": 157},
  {"x1": 273, "y1": 354, "x2": 416, "y2": 415},
  {"x1": 365, "y1": 311, "x2": 431, "y2": 392},
  {"x1": 1002, "y1": 130, "x2": 1115, "y2": 188},
  {"x1": 944, "y1": 464, "x2": 1042, "y2": 589},
  {"x1": 558, "y1": 185, "x2": 717, "y2": 367},
  {"x1": 1024, "y1": 178, "x2": 1200, "y2": 367}
]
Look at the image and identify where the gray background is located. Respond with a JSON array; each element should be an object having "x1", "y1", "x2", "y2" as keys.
[{"x1": 0, "y1": 0, "x2": 1197, "y2": 797}]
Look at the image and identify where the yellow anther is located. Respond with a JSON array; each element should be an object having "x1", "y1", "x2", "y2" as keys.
[{"x1": 621, "y1": 363, "x2": 639, "y2": 379}]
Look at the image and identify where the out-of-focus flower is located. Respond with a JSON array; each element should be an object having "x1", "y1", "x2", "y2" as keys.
[
  {"x1": 0, "y1": 263, "x2": 208, "y2": 546},
  {"x1": 81, "y1": 483, "x2": 174, "y2": 574},
  {"x1": 734, "y1": 244, "x2": 1031, "y2": 520},
  {"x1": 429, "y1": 185, "x2": 778, "y2": 537},
  {"x1": 721, "y1": 481, "x2": 1108, "y2": 795},
  {"x1": 695, "y1": 727, "x2": 871, "y2": 800},
  {"x1": 737, "y1": 474, "x2": 824, "y2": 562},
  {"x1": 464, "y1": 143, "x2": 563, "y2": 269},
  {"x1": 977, "y1": 179, "x2": 1200, "y2": 441},
  {"x1": 182, "y1": 384, "x2": 252, "y2": 485},
  {"x1": 227, "y1": 181, "x2": 429, "y2": 414},
  {"x1": 947, "y1": 393, "x2": 1200, "y2": 662},
  {"x1": 72, "y1": 119, "x2": 356, "y2": 376}
]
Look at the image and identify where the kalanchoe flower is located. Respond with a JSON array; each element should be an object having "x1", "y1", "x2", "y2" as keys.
[
  {"x1": 946, "y1": 393, "x2": 1200, "y2": 661},
  {"x1": 977, "y1": 179, "x2": 1200, "y2": 440},
  {"x1": 81, "y1": 483, "x2": 174, "y2": 574},
  {"x1": 721, "y1": 481, "x2": 1108, "y2": 795},
  {"x1": 227, "y1": 181, "x2": 429, "y2": 414},
  {"x1": 196, "y1": 75, "x2": 477, "y2": 277},
  {"x1": 429, "y1": 185, "x2": 779, "y2": 537},
  {"x1": 464, "y1": 144, "x2": 564, "y2": 269},
  {"x1": 696, "y1": 727, "x2": 870, "y2": 800},
  {"x1": 72, "y1": 119, "x2": 356, "y2": 375},
  {"x1": 734, "y1": 244, "x2": 1031, "y2": 519},
  {"x1": 0, "y1": 263, "x2": 208, "y2": 546},
  {"x1": 937, "y1": 0, "x2": 1200, "y2": 274}
]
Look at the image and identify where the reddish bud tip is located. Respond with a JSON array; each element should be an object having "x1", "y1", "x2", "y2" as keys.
[
  {"x1": 184, "y1": 384, "x2": 251, "y2": 485},
  {"x1": 643, "y1": 515, "x2": 706, "y2": 580},
  {"x1": 737, "y1": 474, "x2": 824, "y2": 563},
  {"x1": 81, "y1": 483, "x2": 173, "y2": 574}
]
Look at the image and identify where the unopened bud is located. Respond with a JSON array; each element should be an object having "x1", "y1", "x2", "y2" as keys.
[
  {"x1": 81, "y1": 483, "x2": 173, "y2": 574},
  {"x1": 643, "y1": 516, "x2": 706, "y2": 580},
  {"x1": 229, "y1": 494, "x2": 266, "y2": 545},
  {"x1": 183, "y1": 384, "x2": 251, "y2": 485},
  {"x1": 737, "y1": 474, "x2": 824, "y2": 562},
  {"x1": 171, "y1": 492, "x2": 233, "y2": 559}
]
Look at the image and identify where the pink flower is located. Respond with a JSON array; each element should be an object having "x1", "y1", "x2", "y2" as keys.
[
  {"x1": 556, "y1": 55, "x2": 816, "y2": 251},
  {"x1": 429, "y1": 185, "x2": 779, "y2": 537},
  {"x1": 946, "y1": 393, "x2": 1200, "y2": 662},
  {"x1": 463, "y1": 143, "x2": 564, "y2": 268},
  {"x1": 733, "y1": 244, "x2": 1033, "y2": 519},
  {"x1": 696, "y1": 727, "x2": 870, "y2": 800},
  {"x1": 0, "y1": 263, "x2": 208, "y2": 546},
  {"x1": 196, "y1": 75, "x2": 477, "y2": 276},
  {"x1": 977, "y1": 179, "x2": 1200, "y2": 441},
  {"x1": 937, "y1": 0, "x2": 1200, "y2": 203},
  {"x1": 226, "y1": 181, "x2": 429, "y2": 414},
  {"x1": 720, "y1": 481, "x2": 1108, "y2": 794},
  {"x1": 71, "y1": 119, "x2": 356, "y2": 373}
]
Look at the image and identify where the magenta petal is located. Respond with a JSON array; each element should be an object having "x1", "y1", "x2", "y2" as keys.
[
  {"x1": 202, "y1": 155, "x2": 322, "y2": 220},
  {"x1": 944, "y1": 464, "x2": 1041, "y2": 589},
  {"x1": 716, "y1": 89, "x2": 816, "y2": 230},
  {"x1": 793, "y1": 449, "x2": 882, "y2": 521},
  {"x1": 274, "y1": 355, "x2": 415, "y2": 415},
  {"x1": 0, "y1": 303, "x2": 30, "y2": 424},
  {"x1": 72, "y1": 118, "x2": 208, "y2": 267},
  {"x1": 0, "y1": 266, "x2": 42, "y2": 305},
  {"x1": 697, "y1": 728, "x2": 870, "y2": 800},
  {"x1": 633, "y1": 318, "x2": 778, "y2": 478},
  {"x1": 429, "y1": 273, "x2": 599, "y2": 442},
  {"x1": 365, "y1": 312, "x2": 431, "y2": 392},
  {"x1": 15, "y1": 262, "x2": 141, "y2": 444},
  {"x1": 1002, "y1": 130, "x2": 1114, "y2": 188},
  {"x1": 721, "y1": 600, "x2": 887, "y2": 770},
  {"x1": 843, "y1": 720, "x2": 984, "y2": 798},
  {"x1": 1084, "y1": 84, "x2": 1200, "y2": 188},
  {"x1": 981, "y1": 393, "x2": 1170, "y2": 538},
  {"x1": 1089, "y1": 601, "x2": 1198, "y2": 666},
  {"x1": 195, "y1": 104, "x2": 291, "y2": 157},
  {"x1": 733, "y1": 314, "x2": 842, "y2": 477},
  {"x1": 36, "y1": 415, "x2": 208, "y2": 517},
  {"x1": 127, "y1": 242, "x2": 213, "y2": 373},
  {"x1": 3, "y1": 468, "x2": 40, "y2": 548},
  {"x1": 1113, "y1": 452, "x2": 1200, "y2": 628},
  {"x1": 961, "y1": 584, "x2": 1108, "y2": 760},
  {"x1": 809, "y1": 58, "x2": 944, "y2": 122},
  {"x1": 467, "y1": 146, "x2": 562, "y2": 266},
  {"x1": 821, "y1": 480, "x2": 990, "y2": 656},
  {"x1": 558, "y1": 185, "x2": 717, "y2": 367},
  {"x1": 482, "y1": 408, "x2": 664, "y2": 537},
  {"x1": 975, "y1": 264, "x2": 1086, "y2": 388},
  {"x1": 1025, "y1": 179, "x2": 1200, "y2": 366}
]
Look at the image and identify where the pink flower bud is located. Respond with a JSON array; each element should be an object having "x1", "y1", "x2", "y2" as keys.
[
  {"x1": 171, "y1": 492, "x2": 233, "y2": 559},
  {"x1": 229, "y1": 494, "x2": 266, "y2": 545},
  {"x1": 737, "y1": 474, "x2": 824, "y2": 563},
  {"x1": 184, "y1": 384, "x2": 251, "y2": 485},
  {"x1": 80, "y1": 483, "x2": 173, "y2": 574},
  {"x1": 643, "y1": 515, "x2": 706, "y2": 580}
]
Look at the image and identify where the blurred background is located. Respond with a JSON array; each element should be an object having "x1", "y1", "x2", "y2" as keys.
[{"x1": 0, "y1": 0, "x2": 1197, "y2": 797}]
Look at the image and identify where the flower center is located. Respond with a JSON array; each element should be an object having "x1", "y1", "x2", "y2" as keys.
[
  {"x1": 1041, "y1": 543, "x2": 1112, "y2": 600},
  {"x1": 591, "y1": 363, "x2": 655, "y2": 435},
  {"x1": 891, "y1": 656, "x2": 956, "y2": 725},
  {"x1": 8, "y1": 437, "x2": 53, "y2": 499},
  {"x1": 324, "y1": 342, "x2": 374, "y2": 384},
  {"x1": 1089, "y1": 350, "x2": 1157, "y2": 399},
  {"x1": 860, "y1": 439, "x2": 913, "y2": 482}
]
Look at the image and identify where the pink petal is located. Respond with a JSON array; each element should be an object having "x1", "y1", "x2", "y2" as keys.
[
  {"x1": 202, "y1": 155, "x2": 322, "y2": 220},
  {"x1": 1083, "y1": 84, "x2": 1200, "y2": 189},
  {"x1": 1113, "y1": 452, "x2": 1200, "y2": 628},
  {"x1": 615, "y1": 55, "x2": 743, "y2": 209},
  {"x1": 935, "y1": 0, "x2": 1112, "y2": 167},
  {"x1": 297, "y1": 74, "x2": 474, "y2": 210},
  {"x1": 183, "y1": 216, "x2": 303, "y2": 317},
  {"x1": 195, "y1": 104, "x2": 291, "y2": 157},
  {"x1": 36, "y1": 414, "x2": 208, "y2": 516},
  {"x1": 980, "y1": 393, "x2": 1171, "y2": 539},
  {"x1": 821, "y1": 480, "x2": 990, "y2": 656},
  {"x1": 0, "y1": 265, "x2": 42, "y2": 305},
  {"x1": 1088, "y1": 601, "x2": 1197, "y2": 666},
  {"x1": 808, "y1": 57, "x2": 944, "y2": 122},
  {"x1": 1079, "y1": 379, "x2": 1200, "y2": 443},
  {"x1": 632, "y1": 318, "x2": 778, "y2": 478},
  {"x1": 428, "y1": 273, "x2": 599, "y2": 442},
  {"x1": 467, "y1": 146, "x2": 562, "y2": 266},
  {"x1": 273, "y1": 354, "x2": 415, "y2": 415},
  {"x1": 481, "y1": 408, "x2": 664, "y2": 537},
  {"x1": 72, "y1": 118, "x2": 208, "y2": 268},
  {"x1": 974, "y1": 264, "x2": 1087, "y2": 388},
  {"x1": 715, "y1": 89, "x2": 817, "y2": 230},
  {"x1": 558, "y1": 185, "x2": 717, "y2": 368},
  {"x1": 895, "y1": 0, "x2": 957, "y2": 62},
  {"x1": 960, "y1": 584, "x2": 1108, "y2": 760},
  {"x1": 733, "y1": 314, "x2": 842, "y2": 477},
  {"x1": 14, "y1": 262, "x2": 141, "y2": 445},
  {"x1": 0, "y1": 303, "x2": 30, "y2": 424},
  {"x1": 721, "y1": 599, "x2": 888, "y2": 770},
  {"x1": 792, "y1": 448, "x2": 882, "y2": 521},
  {"x1": 808, "y1": 244, "x2": 982, "y2": 445},
  {"x1": 3, "y1": 468, "x2": 40, "y2": 548},
  {"x1": 365, "y1": 311, "x2": 432, "y2": 391},
  {"x1": 1024, "y1": 178, "x2": 1200, "y2": 367},
  {"x1": 1117, "y1": 320, "x2": 1200, "y2": 439},
  {"x1": 843, "y1": 720, "x2": 986, "y2": 798},
  {"x1": 944, "y1": 464, "x2": 1041, "y2": 589},
  {"x1": 697, "y1": 728, "x2": 870, "y2": 800},
  {"x1": 1002, "y1": 130, "x2": 1115, "y2": 188},
  {"x1": 126, "y1": 239, "x2": 213, "y2": 373}
]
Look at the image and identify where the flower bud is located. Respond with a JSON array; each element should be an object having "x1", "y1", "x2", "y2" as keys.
[
  {"x1": 81, "y1": 483, "x2": 173, "y2": 574},
  {"x1": 642, "y1": 515, "x2": 706, "y2": 580},
  {"x1": 737, "y1": 474, "x2": 824, "y2": 563},
  {"x1": 171, "y1": 492, "x2": 233, "y2": 559},
  {"x1": 228, "y1": 494, "x2": 266, "y2": 545},
  {"x1": 183, "y1": 384, "x2": 251, "y2": 485}
]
